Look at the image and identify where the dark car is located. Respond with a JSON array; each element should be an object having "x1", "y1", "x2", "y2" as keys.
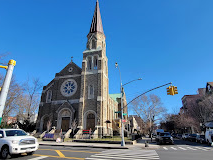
[
  {"x1": 171, "y1": 133, "x2": 177, "y2": 138},
  {"x1": 188, "y1": 134, "x2": 197, "y2": 142},
  {"x1": 176, "y1": 134, "x2": 182, "y2": 139},
  {"x1": 157, "y1": 132, "x2": 174, "y2": 145},
  {"x1": 196, "y1": 135, "x2": 206, "y2": 144}
]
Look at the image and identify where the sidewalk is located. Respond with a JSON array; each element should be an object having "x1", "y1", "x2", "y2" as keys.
[{"x1": 38, "y1": 137, "x2": 160, "y2": 150}]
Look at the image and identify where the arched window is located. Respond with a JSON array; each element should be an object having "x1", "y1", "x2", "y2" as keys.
[
  {"x1": 46, "y1": 90, "x2": 52, "y2": 103},
  {"x1": 87, "y1": 57, "x2": 92, "y2": 70},
  {"x1": 92, "y1": 39, "x2": 96, "y2": 49},
  {"x1": 94, "y1": 56, "x2": 98, "y2": 70},
  {"x1": 88, "y1": 85, "x2": 94, "y2": 99}
]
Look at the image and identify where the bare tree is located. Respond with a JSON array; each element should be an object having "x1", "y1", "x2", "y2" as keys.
[
  {"x1": 71, "y1": 118, "x2": 78, "y2": 131},
  {"x1": 22, "y1": 77, "x2": 42, "y2": 121},
  {"x1": 132, "y1": 94, "x2": 167, "y2": 137}
]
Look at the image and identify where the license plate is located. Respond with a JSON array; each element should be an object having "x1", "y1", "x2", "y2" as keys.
[{"x1": 26, "y1": 149, "x2": 31, "y2": 152}]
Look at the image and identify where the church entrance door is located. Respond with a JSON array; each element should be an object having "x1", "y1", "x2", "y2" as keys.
[
  {"x1": 86, "y1": 113, "x2": 95, "y2": 131},
  {"x1": 43, "y1": 117, "x2": 49, "y2": 131},
  {"x1": 61, "y1": 117, "x2": 70, "y2": 132}
]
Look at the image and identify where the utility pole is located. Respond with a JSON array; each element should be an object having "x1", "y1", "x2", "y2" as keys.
[{"x1": 0, "y1": 60, "x2": 16, "y2": 124}]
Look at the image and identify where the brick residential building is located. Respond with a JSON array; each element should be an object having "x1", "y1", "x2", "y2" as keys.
[{"x1": 36, "y1": 1, "x2": 127, "y2": 137}]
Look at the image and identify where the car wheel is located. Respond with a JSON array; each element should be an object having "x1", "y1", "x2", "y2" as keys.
[
  {"x1": 0, "y1": 146, "x2": 9, "y2": 159},
  {"x1": 27, "y1": 151, "x2": 35, "y2": 155}
]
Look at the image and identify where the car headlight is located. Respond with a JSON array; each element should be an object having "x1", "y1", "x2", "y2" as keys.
[
  {"x1": 12, "y1": 140, "x2": 19, "y2": 144},
  {"x1": 170, "y1": 137, "x2": 173, "y2": 140}
]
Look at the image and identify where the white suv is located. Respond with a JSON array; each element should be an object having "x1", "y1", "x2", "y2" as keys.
[{"x1": 0, "y1": 129, "x2": 39, "y2": 159}]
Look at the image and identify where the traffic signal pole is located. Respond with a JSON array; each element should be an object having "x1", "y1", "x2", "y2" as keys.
[
  {"x1": 126, "y1": 82, "x2": 173, "y2": 107},
  {"x1": 0, "y1": 60, "x2": 16, "y2": 124}
]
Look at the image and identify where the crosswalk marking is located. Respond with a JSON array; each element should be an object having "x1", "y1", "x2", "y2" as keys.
[
  {"x1": 86, "y1": 149, "x2": 159, "y2": 160},
  {"x1": 194, "y1": 147, "x2": 209, "y2": 151},
  {"x1": 28, "y1": 156, "x2": 48, "y2": 160},
  {"x1": 162, "y1": 146, "x2": 213, "y2": 151},
  {"x1": 186, "y1": 147, "x2": 197, "y2": 150},
  {"x1": 178, "y1": 147, "x2": 187, "y2": 150}
]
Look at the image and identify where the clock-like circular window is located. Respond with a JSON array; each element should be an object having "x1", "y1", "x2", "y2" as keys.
[{"x1": 60, "y1": 79, "x2": 77, "y2": 97}]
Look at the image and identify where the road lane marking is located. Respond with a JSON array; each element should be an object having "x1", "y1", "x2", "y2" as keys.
[
  {"x1": 171, "y1": 147, "x2": 177, "y2": 150},
  {"x1": 186, "y1": 147, "x2": 197, "y2": 150},
  {"x1": 55, "y1": 150, "x2": 65, "y2": 158},
  {"x1": 163, "y1": 147, "x2": 168, "y2": 150},
  {"x1": 178, "y1": 147, "x2": 187, "y2": 150},
  {"x1": 28, "y1": 156, "x2": 48, "y2": 160},
  {"x1": 38, "y1": 149, "x2": 100, "y2": 154},
  {"x1": 34, "y1": 154, "x2": 85, "y2": 160}
]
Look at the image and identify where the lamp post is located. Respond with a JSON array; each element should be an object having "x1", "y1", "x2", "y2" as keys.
[{"x1": 115, "y1": 62, "x2": 142, "y2": 146}]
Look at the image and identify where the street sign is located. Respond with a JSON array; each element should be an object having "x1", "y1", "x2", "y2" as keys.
[
  {"x1": 115, "y1": 111, "x2": 121, "y2": 113},
  {"x1": 123, "y1": 113, "x2": 127, "y2": 116}
]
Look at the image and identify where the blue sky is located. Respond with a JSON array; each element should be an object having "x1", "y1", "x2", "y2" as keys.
[{"x1": 0, "y1": 0, "x2": 213, "y2": 114}]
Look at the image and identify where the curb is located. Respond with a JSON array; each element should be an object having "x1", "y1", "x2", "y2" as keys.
[{"x1": 39, "y1": 143, "x2": 129, "y2": 149}]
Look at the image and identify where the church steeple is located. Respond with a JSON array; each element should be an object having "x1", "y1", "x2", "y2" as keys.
[
  {"x1": 89, "y1": 0, "x2": 104, "y2": 35},
  {"x1": 86, "y1": 0, "x2": 106, "y2": 50}
]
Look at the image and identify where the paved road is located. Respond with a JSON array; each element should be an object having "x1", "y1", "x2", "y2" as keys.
[
  {"x1": 7, "y1": 146, "x2": 105, "y2": 160},
  {"x1": 5, "y1": 139, "x2": 213, "y2": 160}
]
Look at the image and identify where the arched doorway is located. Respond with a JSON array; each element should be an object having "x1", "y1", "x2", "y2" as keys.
[
  {"x1": 40, "y1": 115, "x2": 50, "y2": 132},
  {"x1": 57, "y1": 108, "x2": 72, "y2": 132},
  {"x1": 86, "y1": 113, "x2": 95, "y2": 131}
]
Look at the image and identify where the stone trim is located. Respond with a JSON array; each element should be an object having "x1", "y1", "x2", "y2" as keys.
[
  {"x1": 51, "y1": 99, "x2": 79, "y2": 105},
  {"x1": 83, "y1": 48, "x2": 102, "y2": 54},
  {"x1": 97, "y1": 96, "x2": 103, "y2": 101},
  {"x1": 42, "y1": 83, "x2": 54, "y2": 93},
  {"x1": 54, "y1": 74, "x2": 81, "y2": 80},
  {"x1": 79, "y1": 97, "x2": 84, "y2": 102}
]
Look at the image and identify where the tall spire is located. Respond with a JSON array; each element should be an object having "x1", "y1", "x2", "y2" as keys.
[{"x1": 89, "y1": 0, "x2": 104, "y2": 35}]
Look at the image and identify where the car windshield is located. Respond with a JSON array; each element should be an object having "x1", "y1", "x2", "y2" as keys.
[
  {"x1": 160, "y1": 133, "x2": 170, "y2": 136},
  {"x1": 5, "y1": 130, "x2": 27, "y2": 137}
]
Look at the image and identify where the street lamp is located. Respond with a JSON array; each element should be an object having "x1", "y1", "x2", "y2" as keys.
[{"x1": 115, "y1": 62, "x2": 142, "y2": 146}]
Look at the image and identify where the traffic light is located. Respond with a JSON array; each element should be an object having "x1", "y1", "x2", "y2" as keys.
[
  {"x1": 173, "y1": 86, "x2": 178, "y2": 95},
  {"x1": 167, "y1": 86, "x2": 173, "y2": 95},
  {"x1": 167, "y1": 86, "x2": 178, "y2": 96}
]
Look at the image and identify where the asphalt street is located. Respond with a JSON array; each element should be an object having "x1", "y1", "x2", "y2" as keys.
[{"x1": 3, "y1": 139, "x2": 213, "y2": 160}]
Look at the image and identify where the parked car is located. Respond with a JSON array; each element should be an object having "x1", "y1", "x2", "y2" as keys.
[
  {"x1": 155, "y1": 129, "x2": 164, "y2": 142},
  {"x1": 188, "y1": 134, "x2": 197, "y2": 142},
  {"x1": 196, "y1": 135, "x2": 206, "y2": 144},
  {"x1": 176, "y1": 134, "x2": 182, "y2": 139},
  {"x1": 157, "y1": 132, "x2": 174, "y2": 145},
  {"x1": 171, "y1": 133, "x2": 177, "y2": 138},
  {"x1": 182, "y1": 133, "x2": 189, "y2": 140},
  {"x1": 0, "y1": 129, "x2": 39, "y2": 159}
]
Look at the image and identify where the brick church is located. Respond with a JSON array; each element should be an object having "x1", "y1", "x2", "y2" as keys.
[{"x1": 36, "y1": 0, "x2": 127, "y2": 137}]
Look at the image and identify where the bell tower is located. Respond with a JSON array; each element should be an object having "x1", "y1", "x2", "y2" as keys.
[{"x1": 77, "y1": 0, "x2": 109, "y2": 137}]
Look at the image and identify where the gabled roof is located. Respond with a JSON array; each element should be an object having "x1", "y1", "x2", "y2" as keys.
[{"x1": 89, "y1": 0, "x2": 104, "y2": 35}]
